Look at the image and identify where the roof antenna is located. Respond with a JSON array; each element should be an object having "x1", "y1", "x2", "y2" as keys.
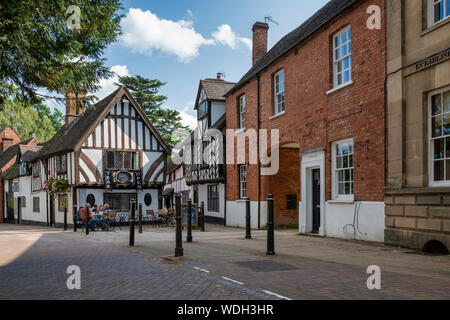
[{"x1": 265, "y1": 16, "x2": 279, "y2": 26}]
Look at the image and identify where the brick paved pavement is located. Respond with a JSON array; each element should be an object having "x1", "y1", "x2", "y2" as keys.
[{"x1": 0, "y1": 224, "x2": 449, "y2": 300}]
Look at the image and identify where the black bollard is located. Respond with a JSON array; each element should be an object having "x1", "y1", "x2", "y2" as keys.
[
  {"x1": 64, "y1": 207, "x2": 67, "y2": 230},
  {"x1": 200, "y1": 201, "x2": 205, "y2": 232},
  {"x1": 138, "y1": 203, "x2": 143, "y2": 234},
  {"x1": 86, "y1": 204, "x2": 90, "y2": 235},
  {"x1": 129, "y1": 201, "x2": 136, "y2": 246},
  {"x1": 245, "y1": 197, "x2": 251, "y2": 239},
  {"x1": 175, "y1": 193, "x2": 183, "y2": 257},
  {"x1": 266, "y1": 194, "x2": 275, "y2": 255},
  {"x1": 187, "y1": 199, "x2": 193, "y2": 243},
  {"x1": 73, "y1": 205, "x2": 78, "y2": 232}
]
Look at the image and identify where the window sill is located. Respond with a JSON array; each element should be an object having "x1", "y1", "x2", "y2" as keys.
[
  {"x1": 236, "y1": 199, "x2": 248, "y2": 203},
  {"x1": 269, "y1": 111, "x2": 286, "y2": 120},
  {"x1": 422, "y1": 17, "x2": 450, "y2": 37},
  {"x1": 328, "y1": 199, "x2": 354, "y2": 204},
  {"x1": 235, "y1": 128, "x2": 246, "y2": 134},
  {"x1": 326, "y1": 81, "x2": 353, "y2": 95}
]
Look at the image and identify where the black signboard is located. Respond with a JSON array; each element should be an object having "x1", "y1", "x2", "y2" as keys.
[
  {"x1": 182, "y1": 204, "x2": 198, "y2": 227},
  {"x1": 135, "y1": 171, "x2": 143, "y2": 190}
]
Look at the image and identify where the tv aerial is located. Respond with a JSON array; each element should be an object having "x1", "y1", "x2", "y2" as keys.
[{"x1": 265, "y1": 16, "x2": 279, "y2": 26}]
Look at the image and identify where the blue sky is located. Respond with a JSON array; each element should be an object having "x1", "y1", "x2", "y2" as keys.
[{"x1": 54, "y1": 0, "x2": 330, "y2": 128}]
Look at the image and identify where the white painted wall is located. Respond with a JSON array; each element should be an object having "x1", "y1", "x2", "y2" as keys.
[
  {"x1": 324, "y1": 201, "x2": 385, "y2": 242},
  {"x1": 226, "y1": 200, "x2": 268, "y2": 229},
  {"x1": 197, "y1": 184, "x2": 225, "y2": 219},
  {"x1": 11, "y1": 176, "x2": 47, "y2": 223}
]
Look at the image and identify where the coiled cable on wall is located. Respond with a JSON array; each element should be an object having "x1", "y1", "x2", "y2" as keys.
[{"x1": 343, "y1": 201, "x2": 367, "y2": 239}]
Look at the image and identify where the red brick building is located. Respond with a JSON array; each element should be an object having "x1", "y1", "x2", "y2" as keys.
[{"x1": 225, "y1": 0, "x2": 386, "y2": 241}]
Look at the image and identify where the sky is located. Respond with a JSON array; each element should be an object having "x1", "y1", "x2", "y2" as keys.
[{"x1": 50, "y1": 0, "x2": 330, "y2": 129}]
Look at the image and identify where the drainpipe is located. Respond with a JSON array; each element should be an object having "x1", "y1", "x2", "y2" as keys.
[{"x1": 257, "y1": 74, "x2": 261, "y2": 229}]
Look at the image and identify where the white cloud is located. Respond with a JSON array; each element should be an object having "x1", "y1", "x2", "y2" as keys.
[
  {"x1": 119, "y1": 9, "x2": 251, "y2": 62},
  {"x1": 212, "y1": 24, "x2": 252, "y2": 50},
  {"x1": 95, "y1": 65, "x2": 130, "y2": 101},
  {"x1": 179, "y1": 110, "x2": 197, "y2": 130},
  {"x1": 120, "y1": 8, "x2": 214, "y2": 62}
]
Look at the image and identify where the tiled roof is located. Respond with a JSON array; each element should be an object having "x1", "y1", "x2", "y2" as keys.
[
  {"x1": 2, "y1": 164, "x2": 20, "y2": 180},
  {"x1": 228, "y1": 0, "x2": 359, "y2": 94},
  {"x1": 33, "y1": 87, "x2": 123, "y2": 159},
  {"x1": 200, "y1": 79, "x2": 236, "y2": 101},
  {"x1": 0, "y1": 139, "x2": 33, "y2": 171}
]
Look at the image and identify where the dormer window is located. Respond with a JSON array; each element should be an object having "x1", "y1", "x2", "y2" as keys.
[{"x1": 19, "y1": 162, "x2": 28, "y2": 176}]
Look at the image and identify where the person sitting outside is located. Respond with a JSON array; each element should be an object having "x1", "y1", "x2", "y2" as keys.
[{"x1": 79, "y1": 206, "x2": 99, "y2": 230}]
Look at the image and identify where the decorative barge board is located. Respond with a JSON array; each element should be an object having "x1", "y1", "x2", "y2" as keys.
[{"x1": 25, "y1": 86, "x2": 170, "y2": 226}]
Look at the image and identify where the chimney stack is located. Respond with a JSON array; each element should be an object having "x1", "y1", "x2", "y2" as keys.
[
  {"x1": 65, "y1": 92, "x2": 86, "y2": 125},
  {"x1": 217, "y1": 73, "x2": 224, "y2": 80},
  {"x1": 252, "y1": 22, "x2": 269, "y2": 66}
]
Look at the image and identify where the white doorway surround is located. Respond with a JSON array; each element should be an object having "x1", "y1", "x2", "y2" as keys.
[{"x1": 300, "y1": 149, "x2": 325, "y2": 235}]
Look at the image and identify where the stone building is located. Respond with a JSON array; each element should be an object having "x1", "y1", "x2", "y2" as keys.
[
  {"x1": 225, "y1": 0, "x2": 386, "y2": 241},
  {"x1": 385, "y1": 0, "x2": 450, "y2": 252}
]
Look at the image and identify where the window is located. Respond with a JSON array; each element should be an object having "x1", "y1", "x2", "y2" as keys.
[
  {"x1": 207, "y1": 185, "x2": 219, "y2": 212},
  {"x1": 239, "y1": 95, "x2": 246, "y2": 129},
  {"x1": 332, "y1": 139, "x2": 354, "y2": 199},
  {"x1": 56, "y1": 155, "x2": 67, "y2": 174},
  {"x1": 274, "y1": 71, "x2": 285, "y2": 114},
  {"x1": 428, "y1": 0, "x2": 450, "y2": 26},
  {"x1": 58, "y1": 194, "x2": 68, "y2": 212},
  {"x1": 239, "y1": 165, "x2": 247, "y2": 199},
  {"x1": 32, "y1": 162, "x2": 40, "y2": 178},
  {"x1": 333, "y1": 27, "x2": 352, "y2": 88},
  {"x1": 430, "y1": 88, "x2": 450, "y2": 185},
  {"x1": 104, "y1": 193, "x2": 137, "y2": 211},
  {"x1": 33, "y1": 197, "x2": 40, "y2": 212},
  {"x1": 106, "y1": 151, "x2": 139, "y2": 170}
]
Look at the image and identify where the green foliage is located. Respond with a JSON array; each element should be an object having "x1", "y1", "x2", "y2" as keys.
[
  {"x1": 0, "y1": 97, "x2": 59, "y2": 142},
  {"x1": 44, "y1": 177, "x2": 69, "y2": 196},
  {"x1": 117, "y1": 75, "x2": 192, "y2": 148},
  {"x1": 0, "y1": 0, "x2": 123, "y2": 104}
]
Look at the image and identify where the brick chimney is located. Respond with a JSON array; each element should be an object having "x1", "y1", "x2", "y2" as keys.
[
  {"x1": 65, "y1": 92, "x2": 86, "y2": 124},
  {"x1": 252, "y1": 22, "x2": 269, "y2": 66}
]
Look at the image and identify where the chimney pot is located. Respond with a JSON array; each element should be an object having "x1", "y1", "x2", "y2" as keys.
[
  {"x1": 252, "y1": 22, "x2": 269, "y2": 66},
  {"x1": 217, "y1": 73, "x2": 223, "y2": 80}
]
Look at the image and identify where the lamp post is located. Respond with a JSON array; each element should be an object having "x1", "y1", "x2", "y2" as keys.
[
  {"x1": 63, "y1": 206, "x2": 67, "y2": 230},
  {"x1": 175, "y1": 193, "x2": 183, "y2": 257},
  {"x1": 266, "y1": 194, "x2": 275, "y2": 255}
]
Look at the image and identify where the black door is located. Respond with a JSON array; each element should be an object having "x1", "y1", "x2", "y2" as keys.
[
  {"x1": 6, "y1": 192, "x2": 14, "y2": 222},
  {"x1": 312, "y1": 169, "x2": 321, "y2": 234},
  {"x1": 17, "y1": 198, "x2": 22, "y2": 224}
]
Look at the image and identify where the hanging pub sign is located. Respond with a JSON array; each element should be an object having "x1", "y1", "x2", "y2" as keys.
[
  {"x1": 105, "y1": 171, "x2": 113, "y2": 191},
  {"x1": 135, "y1": 171, "x2": 143, "y2": 190}
]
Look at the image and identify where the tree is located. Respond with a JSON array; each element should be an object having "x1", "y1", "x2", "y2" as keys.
[
  {"x1": 117, "y1": 75, "x2": 191, "y2": 148},
  {"x1": 0, "y1": 98, "x2": 58, "y2": 142},
  {"x1": 33, "y1": 102, "x2": 65, "y2": 132},
  {"x1": 0, "y1": 1, "x2": 123, "y2": 104}
]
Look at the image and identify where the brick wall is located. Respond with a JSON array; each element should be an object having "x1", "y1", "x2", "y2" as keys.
[
  {"x1": 226, "y1": 0, "x2": 386, "y2": 220},
  {"x1": 0, "y1": 127, "x2": 21, "y2": 152}
]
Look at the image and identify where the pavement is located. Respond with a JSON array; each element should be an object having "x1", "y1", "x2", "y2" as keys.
[{"x1": 0, "y1": 223, "x2": 449, "y2": 300}]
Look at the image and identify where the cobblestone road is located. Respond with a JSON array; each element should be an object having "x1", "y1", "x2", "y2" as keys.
[{"x1": 0, "y1": 225, "x2": 449, "y2": 300}]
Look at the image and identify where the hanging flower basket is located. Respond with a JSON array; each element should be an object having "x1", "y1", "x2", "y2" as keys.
[{"x1": 44, "y1": 178, "x2": 69, "y2": 196}]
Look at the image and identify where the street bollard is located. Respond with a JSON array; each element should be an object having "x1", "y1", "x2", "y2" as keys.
[
  {"x1": 266, "y1": 194, "x2": 275, "y2": 255},
  {"x1": 86, "y1": 204, "x2": 90, "y2": 235},
  {"x1": 64, "y1": 207, "x2": 67, "y2": 230},
  {"x1": 73, "y1": 205, "x2": 78, "y2": 232},
  {"x1": 138, "y1": 203, "x2": 143, "y2": 234},
  {"x1": 175, "y1": 193, "x2": 183, "y2": 257},
  {"x1": 129, "y1": 201, "x2": 136, "y2": 246},
  {"x1": 200, "y1": 201, "x2": 205, "y2": 232},
  {"x1": 245, "y1": 197, "x2": 251, "y2": 239},
  {"x1": 187, "y1": 199, "x2": 193, "y2": 243}
]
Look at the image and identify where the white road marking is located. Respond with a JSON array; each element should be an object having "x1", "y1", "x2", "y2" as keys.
[
  {"x1": 221, "y1": 276, "x2": 244, "y2": 285},
  {"x1": 194, "y1": 267, "x2": 210, "y2": 273},
  {"x1": 262, "y1": 290, "x2": 292, "y2": 300}
]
